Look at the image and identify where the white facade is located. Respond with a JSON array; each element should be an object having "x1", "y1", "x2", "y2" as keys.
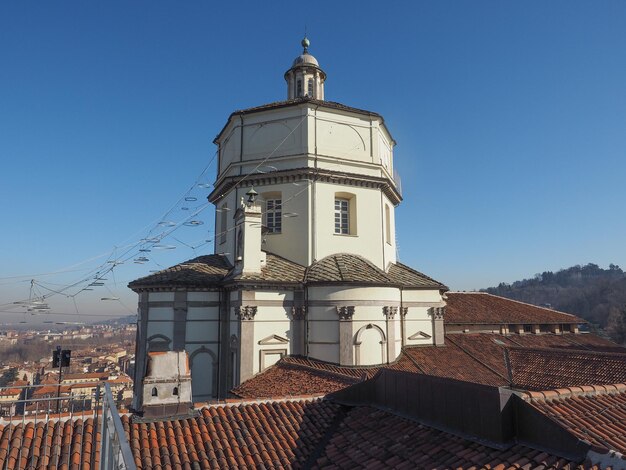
[
  {"x1": 131, "y1": 39, "x2": 446, "y2": 406},
  {"x1": 212, "y1": 100, "x2": 400, "y2": 270}
]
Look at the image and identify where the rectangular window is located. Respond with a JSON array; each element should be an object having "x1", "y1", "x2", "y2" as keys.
[
  {"x1": 220, "y1": 203, "x2": 227, "y2": 244},
  {"x1": 265, "y1": 199, "x2": 282, "y2": 233},
  {"x1": 334, "y1": 199, "x2": 349, "y2": 234},
  {"x1": 308, "y1": 78, "x2": 314, "y2": 97},
  {"x1": 296, "y1": 79, "x2": 302, "y2": 97}
]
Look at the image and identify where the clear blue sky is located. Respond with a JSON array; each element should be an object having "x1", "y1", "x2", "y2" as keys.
[{"x1": 1, "y1": 1, "x2": 625, "y2": 323}]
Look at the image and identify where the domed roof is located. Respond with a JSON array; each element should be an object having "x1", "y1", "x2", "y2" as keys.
[
  {"x1": 290, "y1": 36, "x2": 321, "y2": 69},
  {"x1": 292, "y1": 52, "x2": 319, "y2": 68}
]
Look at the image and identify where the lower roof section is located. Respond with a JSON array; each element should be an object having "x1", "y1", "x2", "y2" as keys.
[
  {"x1": 0, "y1": 396, "x2": 588, "y2": 469},
  {"x1": 233, "y1": 333, "x2": 626, "y2": 399},
  {"x1": 128, "y1": 251, "x2": 447, "y2": 290}
]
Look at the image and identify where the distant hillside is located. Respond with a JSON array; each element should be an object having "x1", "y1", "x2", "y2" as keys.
[{"x1": 483, "y1": 263, "x2": 626, "y2": 342}]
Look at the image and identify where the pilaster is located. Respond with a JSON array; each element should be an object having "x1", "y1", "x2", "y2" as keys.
[
  {"x1": 291, "y1": 306, "x2": 307, "y2": 356},
  {"x1": 430, "y1": 307, "x2": 445, "y2": 346},
  {"x1": 172, "y1": 291, "x2": 187, "y2": 351},
  {"x1": 383, "y1": 306, "x2": 398, "y2": 363},
  {"x1": 132, "y1": 291, "x2": 149, "y2": 411},
  {"x1": 237, "y1": 292, "x2": 257, "y2": 383},
  {"x1": 337, "y1": 306, "x2": 355, "y2": 366}
]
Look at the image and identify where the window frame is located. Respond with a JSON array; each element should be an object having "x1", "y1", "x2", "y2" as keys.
[
  {"x1": 334, "y1": 198, "x2": 350, "y2": 235},
  {"x1": 264, "y1": 198, "x2": 282, "y2": 234}
]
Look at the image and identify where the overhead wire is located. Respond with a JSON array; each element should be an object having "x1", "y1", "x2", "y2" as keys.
[{"x1": 2, "y1": 113, "x2": 318, "y2": 320}]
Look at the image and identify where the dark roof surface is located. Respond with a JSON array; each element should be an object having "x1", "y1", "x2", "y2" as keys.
[
  {"x1": 128, "y1": 254, "x2": 231, "y2": 289},
  {"x1": 508, "y1": 347, "x2": 626, "y2": 391},
  {"x1": 225, "y1": 253, "x2": 306, "y2": 284},
  {"x1": 130, "y1": 252, "x2": 445, "y2": 290},
  {"x1": 305, "y1": 253, "x2": 446, "y2": 289},
  {"x1": 445, "y1": 292, "x2": 584, "y2": 325}
]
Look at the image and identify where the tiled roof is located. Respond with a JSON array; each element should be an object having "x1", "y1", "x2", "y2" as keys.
[
  {"x1": 231, "y1": 354, "x2": 427, "y2": 399},
  {"x1": 128, "y1": 254, "x2": 231, "y2": 289},
  {"x1": 305, "y1": 253, "x2": 446, "y2": 288},
  {"x1": 508, "y1": 348, "x2": 626, "y2": 391},
  {"x1": 230, "y1": 362, "x2": 359, "y2": 399},
  {"x1": 387, "y1": 262, "x2": 448, "y2": 289},
  {"x1": 445, "y1": 292, "x2": 584, "y2": 325},
  {"x1": 130, "y1": 251, "x2": 446, "y2": 290},
  {"x1": 401, "y1": 342, "x2": 510, "y2": 386},
  {"x1": 234, "y1": 333, "x2": 626, "y2": 399},
  {"x1": 0, "y1": 398, "x2": 587, "y2": 469},
  {"x1": 313, "y1": 405, "x2": 582, "y2": 470},
  {"x1": 523, "y1": 384, "x2": 626, "y2": 455},
  {"x1": 0, "y1": 418, "x2": 99, "y2": 470},
  {"x1": 226, "y1": 253, "x2": 306, "y2": 284}
]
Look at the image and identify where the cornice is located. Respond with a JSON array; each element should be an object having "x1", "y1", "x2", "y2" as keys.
[{"x1": 208, "y1": 167, "x2": 402, "y2": 205}]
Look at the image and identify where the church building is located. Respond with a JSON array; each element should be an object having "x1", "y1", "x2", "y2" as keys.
[{"x1": 129, "y1": 38, "x2": 447, "y2": 408}]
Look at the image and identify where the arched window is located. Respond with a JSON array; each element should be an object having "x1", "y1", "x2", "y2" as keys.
[
  {"x1": 151, "y1": 387, "x2": 158, "y2": 397},
  {"x1": 296, "y1": 79, "x2": 303, "y2": 97},
  {"x1": 173, "y1": 387, "x2": 179, "y2": 396},
  {"x1": 308, "y1": 78, "x2": 314, "y2": 97}
]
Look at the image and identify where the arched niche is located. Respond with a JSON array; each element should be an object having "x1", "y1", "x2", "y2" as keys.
[
  {"x1": 189, "y1": 346, "x2": 218, "y2": 401},
  {"x1": 354, "y1": 323, "x2": 386, "y2": 366}
]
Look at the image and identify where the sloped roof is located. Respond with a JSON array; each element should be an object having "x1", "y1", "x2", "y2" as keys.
[
  {"x1": 233, "y1": 333, "x2": 626, "y2": 398},
  {"x1": 128, "y1": 254, "x2": 231, "y2": 289},
  {"x1": 305, "y1": 253, "x2": 446, "y2": 288},
  {"x1": 314, "y1": 405, "x2": 580, "y2": 470},
  {"x1": 225, "y1": 253, "x2": 306, "y2": 284},
  {"x1": 523, "y1": 384, "x2": 626, "y2": 456},
  {"x1": 507, "y1": 347, "x2": 626, "y2": 391},
  {"x1": 445, "y1": 292, "x2": 584, "y2": 325},
  {"x1": 130, "y1": 251, "x2": 445, "y2": 290},
  {"x1": 0, "y1": 399, "x2": 586, "y2": 469}
]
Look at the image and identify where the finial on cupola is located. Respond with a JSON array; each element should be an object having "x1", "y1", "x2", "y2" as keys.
[{"x1": 301, "y1": 36, "x2": 310, "y2": 54}]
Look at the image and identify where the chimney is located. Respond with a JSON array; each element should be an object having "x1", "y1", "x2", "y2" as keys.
[
  {"x1": 140, "y1": 351, "x2": 194, "y2": 419},
  {"x1": 234, "y1": 188, "x2": 267, "y2": 275}
]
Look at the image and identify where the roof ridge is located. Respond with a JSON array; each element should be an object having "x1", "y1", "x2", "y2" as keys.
[
  {"x1": 507, "y1": 345, "x2": 626, "y2": 358},
  {"x1": 194, "y1": 395, "x2": 327, "y2": 409},
  {"x1": 521, "y1": 383, "x2": 626, "y2": 402}
]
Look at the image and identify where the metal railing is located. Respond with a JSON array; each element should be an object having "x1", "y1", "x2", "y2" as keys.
[
  {"x1": 99, "y1": 383, "x2": 136, "y2": 470},
  {"x1": 0, "y1": 385, "x2": 97, "y2": 470},
  {"x1": 392, "y1": 168, "x2": 403, "y2": 197},
  {"x1": 0, "y1": 383, "x2": 136, "y2": 470}
]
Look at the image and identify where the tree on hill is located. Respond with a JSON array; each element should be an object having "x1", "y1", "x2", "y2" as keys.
[{"x1": 483, "y1": 263, "x2": 626, "y2": 341}]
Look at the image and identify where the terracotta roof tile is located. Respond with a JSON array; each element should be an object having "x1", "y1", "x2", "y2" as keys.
[
  {"x1": 234, "y1": 333, "x2": 626, "y2": 399},
  {"x1": 525, "y1": 384, "x2": 626, "y2": 456},
  {"x1": 445, "y1": 292, "x2": 584, "y2": 325},
  {"x1": 310, "y1": 405, "x2": 581, "y2": 470},
  {"x1": 507, "y1": 347, "x2": 626, "y2": 390},
  {"x1": 231, "y1": 355, "x2": 422, "y2": 399}
]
